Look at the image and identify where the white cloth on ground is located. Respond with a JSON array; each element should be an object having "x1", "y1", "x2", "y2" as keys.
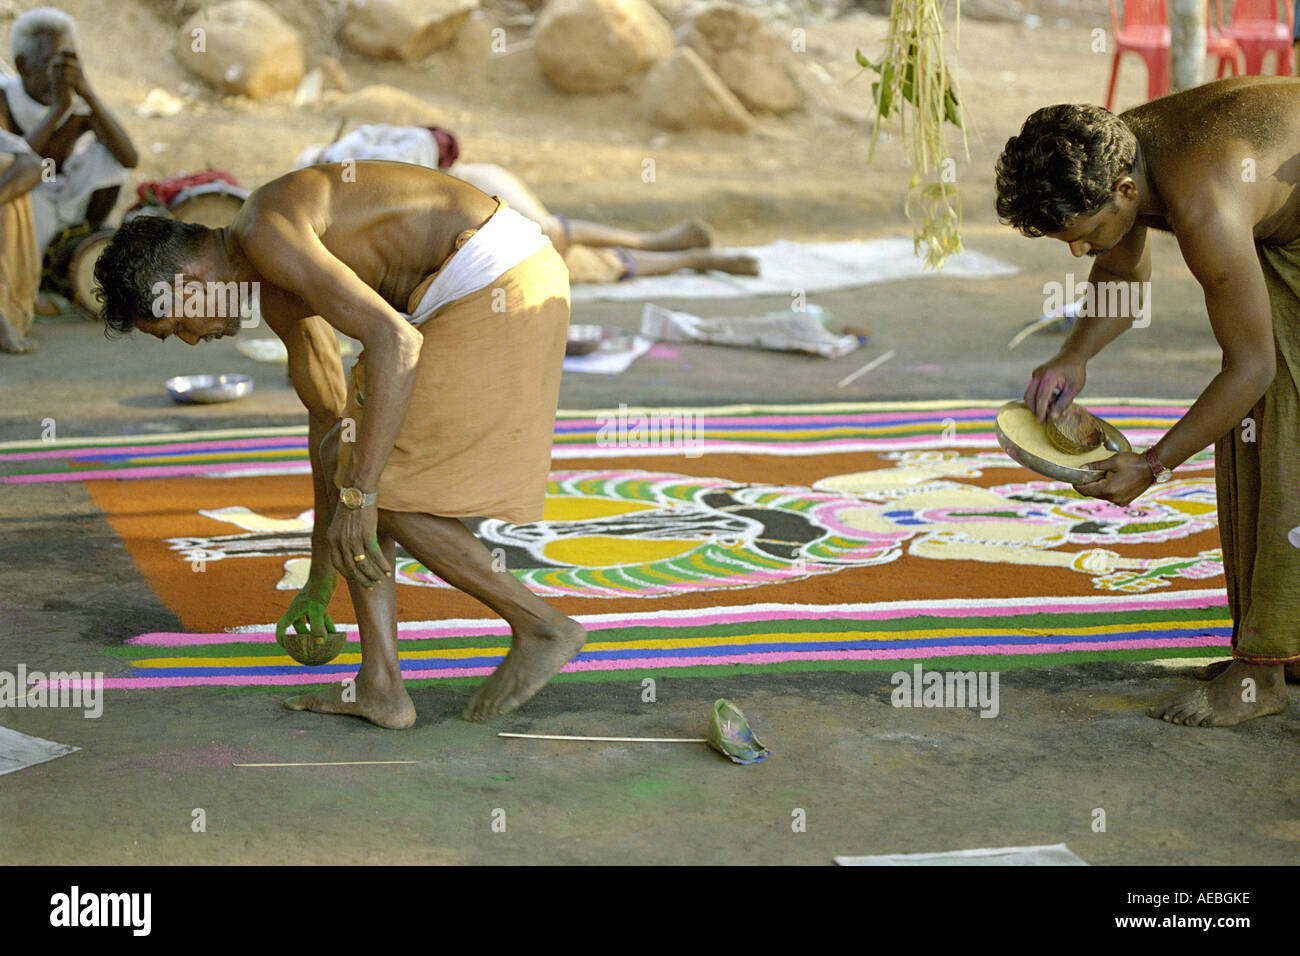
[
  {"x1": 0, "y1": 74, "x2": 128, "y2": 250},
  {"x1": 295, "y1": 123, "x2": 440, "y2": 169},
  {"x1": 292, "y1": 127, "x2": 556, "y2": 231},
  {"x1": 405, "y1": 206, "x2": 549, "y2": 327}
]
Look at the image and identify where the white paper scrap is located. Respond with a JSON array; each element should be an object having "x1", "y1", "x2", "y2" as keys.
[
  {"x1": 562, "y1": 335, "x2": 655, "y2": 375},
  {"x1": 834, "y1": 843, "x2": 1088, "y2": 866},
  {"x1": 0, "y1": 725, "x2": 79, "y2": 776}
]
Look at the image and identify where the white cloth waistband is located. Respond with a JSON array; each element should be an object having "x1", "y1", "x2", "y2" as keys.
[{"x1": 406, "y1": 206, "x2": 549, "y2": 327}]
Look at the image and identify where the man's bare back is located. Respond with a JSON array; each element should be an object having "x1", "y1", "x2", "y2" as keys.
[
  {"x1": 235, "y1": 162, "x2": 502, "y2": 325},
  {"x1": 1121, "y1": 76, "x2": 1300, "y2": 244}
]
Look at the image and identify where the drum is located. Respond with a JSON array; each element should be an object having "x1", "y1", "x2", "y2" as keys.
[
  {"x1": 167, "y1": 181, "x2": 249, "y2": 227},
  {"x1": 67, "y1": 229, "x2": 116, "y2": 317},
  {"x1": 123, "y1": 204, "x2": 175, "y2": 222}
]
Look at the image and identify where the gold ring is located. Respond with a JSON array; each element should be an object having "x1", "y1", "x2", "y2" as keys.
[{"x1": 354, "y1": 554, "x2": 366, "y2": 562}]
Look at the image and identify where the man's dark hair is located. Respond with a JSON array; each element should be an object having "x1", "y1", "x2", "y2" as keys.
[
  {"x1": 994, "y1": 104, "x2": 1138, "y2": 237},
  {"x1": 94, "y1": 217, "x2": 213, "y2": 338}
]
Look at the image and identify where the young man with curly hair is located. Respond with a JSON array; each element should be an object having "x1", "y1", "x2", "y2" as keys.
[{"x1": 995, "y1": 77, "x2": 1300, "y2": 727}]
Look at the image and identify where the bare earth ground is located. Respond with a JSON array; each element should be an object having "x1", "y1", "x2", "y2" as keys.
[{"x1": 1, "y1": 1, "x2": 1297, "y2": 866}]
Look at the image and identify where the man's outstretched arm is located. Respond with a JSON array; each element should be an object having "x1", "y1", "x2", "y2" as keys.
[
  {"x1": 0, "y1": 145, "x2": 42, "y2": 204},
  {"x1": 1078, "y1": 205, "x2": 1275, "y2": 506},
  {"x1": 1025, "y1": 221, "x2": 1151, "y2": 420},
  {"x1": 1159, "y1": 210, "x2": 1275, "y2": 467},
  {"x1": 63, "y1": 51, "x2": 137, "y2": 168},
  {"x1": 242, "y1": 197, "x2": 423, "y2": 589},
  {"x1": 267, "y1": 311, "x2": 348, "y2": 639}
]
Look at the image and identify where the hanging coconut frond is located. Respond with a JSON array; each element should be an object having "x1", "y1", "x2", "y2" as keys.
[{"x1": 857, "y1": 0, "x2": 968, "y2": 268}]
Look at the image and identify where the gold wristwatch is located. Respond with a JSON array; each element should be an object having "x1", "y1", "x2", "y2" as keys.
[
  {"x1": 339, "y1": 486, "x2": 377, "y2": 509},
  {"x1": 1144, "y1": 448, "x2": 1172, "y2": 484}
]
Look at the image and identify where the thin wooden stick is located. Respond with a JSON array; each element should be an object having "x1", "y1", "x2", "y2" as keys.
[
  {"x1": 836, "y1": 349, "x2": 896, "y2": 389},
  {"x1": 498, "y1": 733, "x2": 707, "y2": 743}
]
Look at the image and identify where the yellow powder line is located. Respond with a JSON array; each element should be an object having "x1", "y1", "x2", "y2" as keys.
[{"x1": 131, "y1": 619, "x2": 1230, "y2": 670}]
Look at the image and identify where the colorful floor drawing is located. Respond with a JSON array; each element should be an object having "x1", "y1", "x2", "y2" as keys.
[{"x1": 2, "y1": 402, "x2": 1230, "y2": 688}]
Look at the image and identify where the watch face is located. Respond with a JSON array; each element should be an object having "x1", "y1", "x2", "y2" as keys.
[{"x1": 341, "y1": 488, "x2": 362, "y2": 508}]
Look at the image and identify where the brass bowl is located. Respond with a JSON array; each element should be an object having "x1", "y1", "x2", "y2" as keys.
[{"x1": 994, "y1": 400, "x2": 1130, "y2": 484}]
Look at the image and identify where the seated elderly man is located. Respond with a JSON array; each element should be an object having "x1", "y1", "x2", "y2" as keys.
[
  {"x1": 0, "y1": 128, "x2": 42, "y2": 353},
  {"x1": 0, "y1": 6, "x2": 137, "y2": 254}
]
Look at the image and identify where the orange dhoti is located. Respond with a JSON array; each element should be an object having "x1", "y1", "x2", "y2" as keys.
[{"x1": 335, "y1": 221, "x2": 571, "y2": 523}]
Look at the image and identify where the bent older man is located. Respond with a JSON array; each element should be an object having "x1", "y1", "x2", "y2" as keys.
[{"x1": 94, "y1": 161, "x2": 585, "y2": 729}]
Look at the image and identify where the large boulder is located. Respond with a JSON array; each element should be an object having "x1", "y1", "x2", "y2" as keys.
[
  {"x1": 340, "y1": 0, "x2": 479, "y2": 61},
  {"x1": 641, "y1": 46, "x2": 754, "y2": 132},
  {"x1": 681, "y1": 2, "x2": 801, "y2": 114},
  {"x1": 176, "y1": 0, "x2": 304, "y2": 99},
  {"x1": 533, "y1": 0, "x2": 674, "y2": 93},
  {"x1": 327, "y1": 85, "x2": 454, "y2": 127}
]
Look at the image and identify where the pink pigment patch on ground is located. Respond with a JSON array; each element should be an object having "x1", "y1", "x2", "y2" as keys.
[
  {"x1": 122, "y1": 743, "x2": 278, "y2": 770},
  {"x1": 648, "y1": 345, "x2": 681, "y2": 359}
]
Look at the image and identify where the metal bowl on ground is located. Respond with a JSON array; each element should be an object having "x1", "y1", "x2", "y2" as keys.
[
  {"x1": 566, "y1": 324, "x2": 636, "y2": 356},
  {"x1": 164, "y1": 374, "x2": 254, "y2": 404}
]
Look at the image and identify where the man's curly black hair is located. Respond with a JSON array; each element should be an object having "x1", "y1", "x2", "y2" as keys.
[
  {"x1": 995, "y1": 104, "x2": 1138, "y2": 237},
  {"x1": 94, "y1": 217, "x2": 214, "y2": 338}
]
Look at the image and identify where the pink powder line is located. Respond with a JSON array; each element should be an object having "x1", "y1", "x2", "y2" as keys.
[
  {"x1": 0, "y1": 462, "x2": 312, "y2": 484},
  {"x1": 7, "y1": 431, "x2": 1196, "y2": 482},
  {"x1": 559, "y1": 406, "x2": 1187, "y2": 429},
  {"x1": 94, "y1": 634, "x2": 1228, "y2": 688},
  {"x1": 0, "y1": 406, "x2": 1189, "y2": 464},
  {"x1": 553, "y1": 433, "x2": 1172, "y2": 454},
  {"x1": 0, "y1": 435, "x2": 306, "y2": 462},
  {"x1": 127, "y1": 592, "x2": 1230, "y2": 646}
]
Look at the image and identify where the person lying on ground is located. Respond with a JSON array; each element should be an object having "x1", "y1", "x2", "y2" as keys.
[
  {"x1": 297, "y1": 123, "x2": 759, "y2": 283},
  {"x1": 93, "y1": 161, "x2": 587, "y2": 729},
  {"x1": 996, "y1": 77, "x2": 1300, "y2": 727}
]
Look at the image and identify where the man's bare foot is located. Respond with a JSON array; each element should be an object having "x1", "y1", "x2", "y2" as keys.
[
  {"x1": 653, "y1": 218, "x2": 716, "y2": 251},
  {"x1": 0, "y1": 322, "x2": 38, "y2": 353},
  {"x1": 1148, "y1": 660, "x2": 1288, "y2": 727},
  {"x1": 696, "y1": 252, "x2": 760, "y2": 276},
  {"x1": 462, "y1": 618, "x2": 586, "y2": 721},
  {"x1": 284, "y1": 670, "x2": 416, "y2": 729},
  {"x1": 1194, "y1": 658, "x2": 1300, "y2": 683}
]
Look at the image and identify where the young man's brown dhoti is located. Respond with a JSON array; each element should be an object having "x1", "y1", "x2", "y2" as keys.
[
  {"x1": 1215, "y1": 238, "x2": 1300, "y2": 664},
  {"x1": 335, "y1": 203, "x2": 570, "y2": 523}
]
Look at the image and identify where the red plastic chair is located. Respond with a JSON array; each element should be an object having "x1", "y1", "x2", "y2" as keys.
[
  {"x1": 1105, "y1": 0, "x2": 1171, "y2": 110},
  {"x1": 1223, "y1": 0, "x2": 1293, "y2": 75},
  {"x1": 1208, "y1": 0, "x2": 1243, "y2": 76}
]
